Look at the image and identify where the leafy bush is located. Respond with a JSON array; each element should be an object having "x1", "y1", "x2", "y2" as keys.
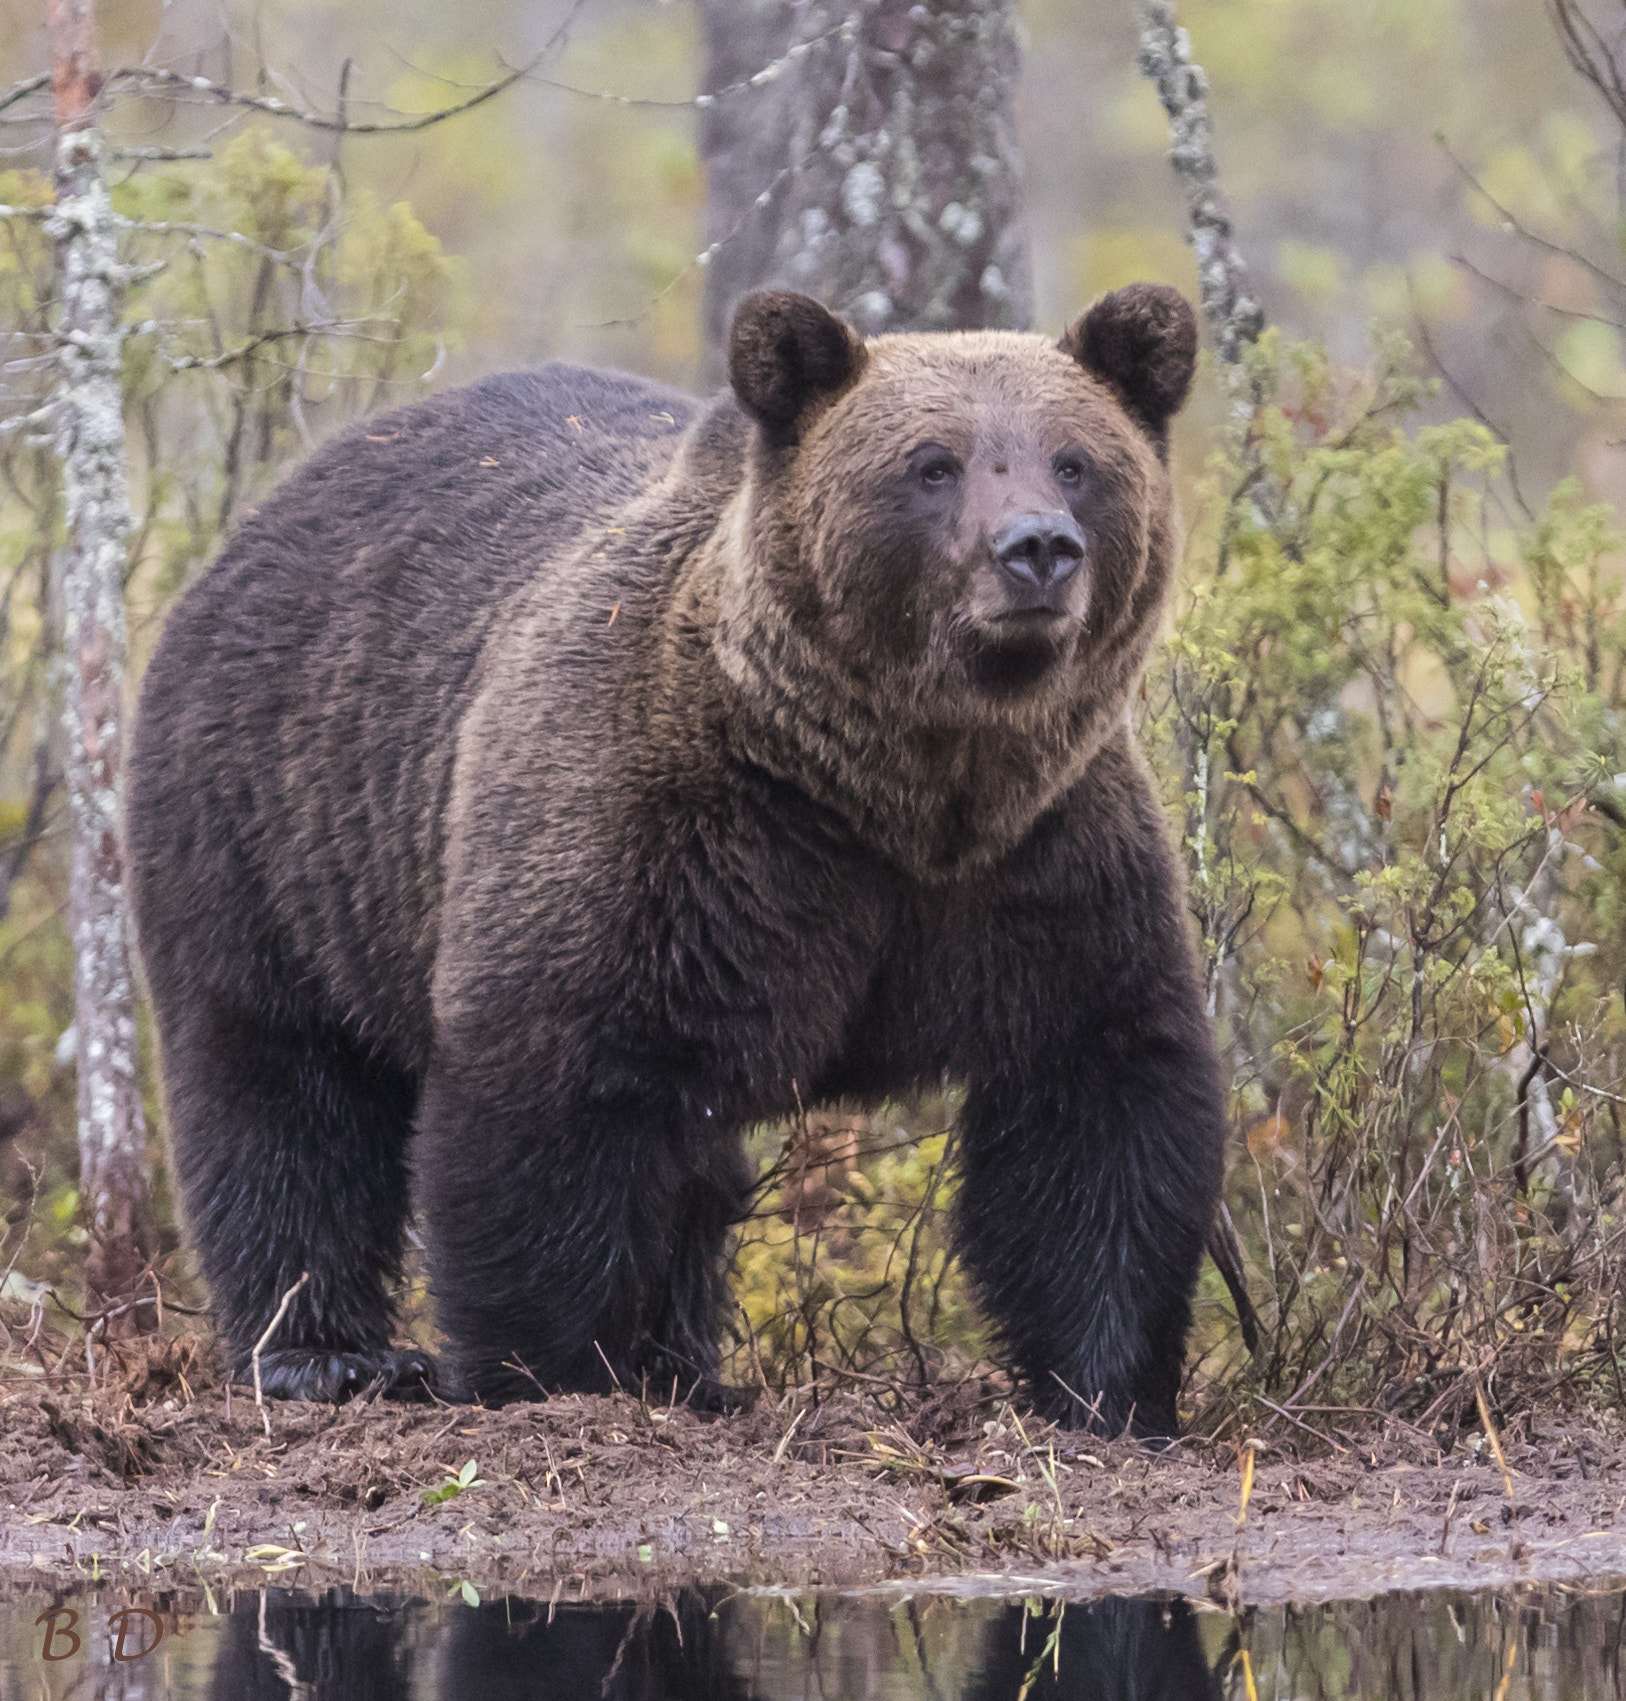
[{"x1": 1146, "y1": 333, "x2": 1626, "y2": 1441}]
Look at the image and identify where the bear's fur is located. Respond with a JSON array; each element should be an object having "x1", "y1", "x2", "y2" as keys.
[{"x1": 127, "y1": 283, "x2": 1224, "y2": 1436}]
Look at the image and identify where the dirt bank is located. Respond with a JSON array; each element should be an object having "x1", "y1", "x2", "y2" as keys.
[{"x1": 4, "y1": 1373, "x2": 1626, "y2": 1608}]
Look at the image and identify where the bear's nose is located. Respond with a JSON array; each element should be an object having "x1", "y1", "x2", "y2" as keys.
[{"x1": 993, "y1": 512, "x2": 1086, "y2": 588}]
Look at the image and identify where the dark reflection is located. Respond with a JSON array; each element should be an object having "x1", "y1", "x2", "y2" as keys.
[
  {"x1": 216, "y1": 1586, "x2": 1210, "y2": 1699},
  {"x1": 7, "y1": 1579, "x2": 1626, "y2": 1698},
  {"x1": 434, "y1": 1588, "x2": 747, "y2": 1700},
  {"x1": 960, "y1": 1597, "x2": 1223, "y2": 1699},
  {"x1": 207, "y1": 1590, "x2": 419, "y2": 1701}
]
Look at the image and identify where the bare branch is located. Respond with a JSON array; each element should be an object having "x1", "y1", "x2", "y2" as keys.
[
  {"x1": 1137, "y1": 0, "x2": 1263, "y2": 362},
  {"x1": 1438, "y1": 136, "x2": 1626, "y2": 299},
  {"x1": 0, "y1": 72, "x2": 50, "y2": 116},
  {"x1": 111, "y1": 0, "x2": 590, "y2": 137}
]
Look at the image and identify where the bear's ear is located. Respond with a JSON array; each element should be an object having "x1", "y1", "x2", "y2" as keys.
[
  {"x1": 728, "y1": 291, "x2": 866, "y2": 443},
  {"x1": 1060, "y1": 283, "x2": 1198, "y2": 451}
]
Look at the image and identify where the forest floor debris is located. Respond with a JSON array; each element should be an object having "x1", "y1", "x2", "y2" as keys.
[{"x1": 3, "y1": 1358, "x2": 1626, "y2": 1608}]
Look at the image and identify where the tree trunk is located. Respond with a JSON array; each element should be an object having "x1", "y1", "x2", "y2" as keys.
[
  {"x1": 48, "y1": 0, "x2": 158, "y2": 1331},
  {"x1": 699, "y1": 0, "x2": 1031, "y2": 379}
]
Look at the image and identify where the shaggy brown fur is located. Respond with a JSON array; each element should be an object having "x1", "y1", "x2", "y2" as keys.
[{"x1": 128, "y1": 284, "x2": 1225, "y2": 1437}]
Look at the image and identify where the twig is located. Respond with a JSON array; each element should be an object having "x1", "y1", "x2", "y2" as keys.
[
  {"x1": 1439, "y1": 1478, "x2": 1464, "y2": 1555},
  {"x1": 1249, "y1": 1395, "x2": 1349, "y2": 1454},
  {"x1": 1513, "y1": 1045, "x2": 1549, "y2": 1197},
  {"x1": 251, "y1": 1271, "x2": 310, "y2": 1440},
  {"x1": 112, "y1": 0, "x2": 589, "y2": 137},
  {"x1": 773, "y1": 1403, "x2": 807, "y2": 1464},
  {"x1": 593, "y1": 1339, "x2": 626, "y2": 1396},
  {"x1": 1472, "y1": 1378, "x2": 1516, "y2": 1501},
  {"x1": 1280, "y1": 1277, "x2": 1367, "y2": 1409},
  {"x1": 0, "y1": 73, "x2": 49, "y2": 117}
]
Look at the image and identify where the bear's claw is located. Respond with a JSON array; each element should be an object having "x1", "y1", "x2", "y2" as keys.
[
  {"x1": 683, "y1": 1377, "x2": 756, "y2": 1417},
  {"x1": 248, "y1": 1347, "x2": 438, "y2": 1404}
]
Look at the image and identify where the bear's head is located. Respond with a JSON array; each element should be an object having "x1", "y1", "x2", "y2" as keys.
[{"x1": 714, "y1": 284, "x2": 1198, "y2": 873}]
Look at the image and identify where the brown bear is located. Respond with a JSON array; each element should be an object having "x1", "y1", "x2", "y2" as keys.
[{"x1": 126, "y1": 283, "x2": 1225, "y2": 1437}]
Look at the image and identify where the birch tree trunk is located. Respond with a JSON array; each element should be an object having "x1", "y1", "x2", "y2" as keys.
[
  {"x1": 48, "y1": 0, "x2": 158, "y2": 1328},
  {"x1": 1136, "y1": 0, "x2": 1263, "y2": 365},
  {"x1": 699, "y1": 0, "x2": 1032, "y2": 378}
]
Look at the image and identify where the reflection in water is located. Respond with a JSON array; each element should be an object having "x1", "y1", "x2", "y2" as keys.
[
  {"x1": 204, "y1": 1589, "x2": 1218, "y2": 1699},
  {"x1": 453, "y1": 1593, "x2": 1217, "y2": 1700},
  {"x1": 207, "y1": 1592, "x2": 418, "y2": 1700},
  {"x1": 958, "y1": 1597, "x2": 1222, "y2": 1700},
  {"x1": 4, "y1": 1579, "x2": 1625, "y2": 1698},
  {"x1": 433, "y1": 1591, "x2": 746, "y2": 1700}
]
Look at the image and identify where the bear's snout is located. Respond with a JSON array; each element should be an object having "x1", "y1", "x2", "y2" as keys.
[{"x1": 992, "y1": 510, "x2": 1086, "y2": 593}]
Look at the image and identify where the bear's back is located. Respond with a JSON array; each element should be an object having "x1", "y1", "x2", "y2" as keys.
[{"x1": 129, "y1": 364, "x2": 700, "y2": 1067}]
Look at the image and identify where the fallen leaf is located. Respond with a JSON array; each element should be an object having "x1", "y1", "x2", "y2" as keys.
[{"x1": 1246, "y1": 1113, "x2": 1292, "y2": 1162}]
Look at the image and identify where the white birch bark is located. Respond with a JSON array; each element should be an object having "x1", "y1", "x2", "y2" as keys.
[
  {"x1": 1137, "y1": 0, "x2": 1263, "y2": 364},
  {"x1": 48, "y1": 2, "x2": 156, "y2": 1322}
]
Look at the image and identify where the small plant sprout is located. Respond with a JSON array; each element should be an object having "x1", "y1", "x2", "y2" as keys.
[{"x1": 422, "y1": 1459, "x2": 485, "y2": 1507}]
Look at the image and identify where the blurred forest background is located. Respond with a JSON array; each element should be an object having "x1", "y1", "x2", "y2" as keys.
[{"x1": 6, "y1": 0, "x2": 1626, "y2": 1445}]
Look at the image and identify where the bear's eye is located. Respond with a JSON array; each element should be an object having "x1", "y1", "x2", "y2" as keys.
[
  {"x1": 1054, "y1": 455, "x2": 1088, "y2": 488},
  {"x1": 910, "y1": 446, "x2": 962, "y2": 489}
]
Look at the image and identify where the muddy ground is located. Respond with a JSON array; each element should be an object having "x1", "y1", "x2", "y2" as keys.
[{"x1": 5, "y1": 1362, "x2": 1626, "y2": 1609}]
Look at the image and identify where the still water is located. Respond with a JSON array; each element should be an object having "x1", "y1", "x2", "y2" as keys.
[{"x1": 0, "y1": 1580, "x2": 1622, "y2": 1699}]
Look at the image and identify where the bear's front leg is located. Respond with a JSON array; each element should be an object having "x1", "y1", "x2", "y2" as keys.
[
  {"x1": 417, "y1": 1062, "x2": 749, "y2": 1407},
  {"x1": 944, "y1": 771, "x2": 1227, "y2": 1440},
  {"x1": 956, "y1": 1042, "x2": 1223, "y2": 1440}
]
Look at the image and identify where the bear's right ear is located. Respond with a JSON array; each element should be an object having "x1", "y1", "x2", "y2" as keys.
[{"x1": 728, "y1": 291, "x2": 866, "y2": 443}]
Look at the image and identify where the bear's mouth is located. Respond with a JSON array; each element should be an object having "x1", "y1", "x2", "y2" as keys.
[{"x1": 963, "y1": 615, "x2": 1078, "y2": 697}]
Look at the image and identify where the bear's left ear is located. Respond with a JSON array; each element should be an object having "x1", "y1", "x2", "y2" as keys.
[
  {"x1": 1060, "y1": 283, "x2": 1198, "y2": 452},
  {"x1": 728, "y1": 291, "x2": 866, "y2": 444}
]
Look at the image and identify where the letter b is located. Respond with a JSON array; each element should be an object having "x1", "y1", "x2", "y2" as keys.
[{"x1": 36, "y1": 1607, "x2": 81, "y2": 1661}]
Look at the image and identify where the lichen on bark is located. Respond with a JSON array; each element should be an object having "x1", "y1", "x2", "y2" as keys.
[
  {"x1": 47, "y1": 51, "x2": 157, "y2": 1323},
  {"x1": 700, "y1": 0, "x2": 1032, "y2": 377},
  {"x1": 1136, "y1": 0, "x2": 1263, "y2": 365}
]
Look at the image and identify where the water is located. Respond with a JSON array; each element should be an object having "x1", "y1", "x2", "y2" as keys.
[{"x1": 0, "y1": 1579, "x2": 1621, "y2": 1698}]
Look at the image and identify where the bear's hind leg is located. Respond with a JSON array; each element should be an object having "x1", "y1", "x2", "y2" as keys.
[
  {"x1": 419, "y1": 1067, "x2": 746, "y2": 1406},
  {"x1": 162, "y1": 1006, "x2": 432, "y2": 1401}
]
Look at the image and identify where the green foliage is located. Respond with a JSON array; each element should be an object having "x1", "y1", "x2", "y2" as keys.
[
  {"x1": 1145, "y1": 332, "x2": 1626, "y2": 1437},
  {"x1": 422, "y1": 1459, "x2": 484, "y2": 1506},
  {"x1": 726, "y1": 1101, "x2": 986, "y2": 1400},
  {"x1": 114, "y1": 126, "x2": 467, "y2": 609}
]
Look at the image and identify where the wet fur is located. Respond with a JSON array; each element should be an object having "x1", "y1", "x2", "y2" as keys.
[{"x1": 128, "y1": 286, "x2": 1225, "y2": 1434}]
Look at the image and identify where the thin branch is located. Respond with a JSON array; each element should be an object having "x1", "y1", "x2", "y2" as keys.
[
  {"x1": 112, "y1": 0, "x2": 590, "y2": 136},
  {"x1": 0, "y1": 72, "x2": 49, "y2": 117},
  {"x1": 1439, "y1": 137, "x2": 1626, "y2": 300},
  {"x1": 251, "y1": 1270, "x2": 310, "y2": 1438}
]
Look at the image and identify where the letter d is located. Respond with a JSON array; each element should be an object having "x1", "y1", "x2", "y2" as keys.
[{"x1": 110, "y1": 1607, "x2": 165, "y2": 1661}]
